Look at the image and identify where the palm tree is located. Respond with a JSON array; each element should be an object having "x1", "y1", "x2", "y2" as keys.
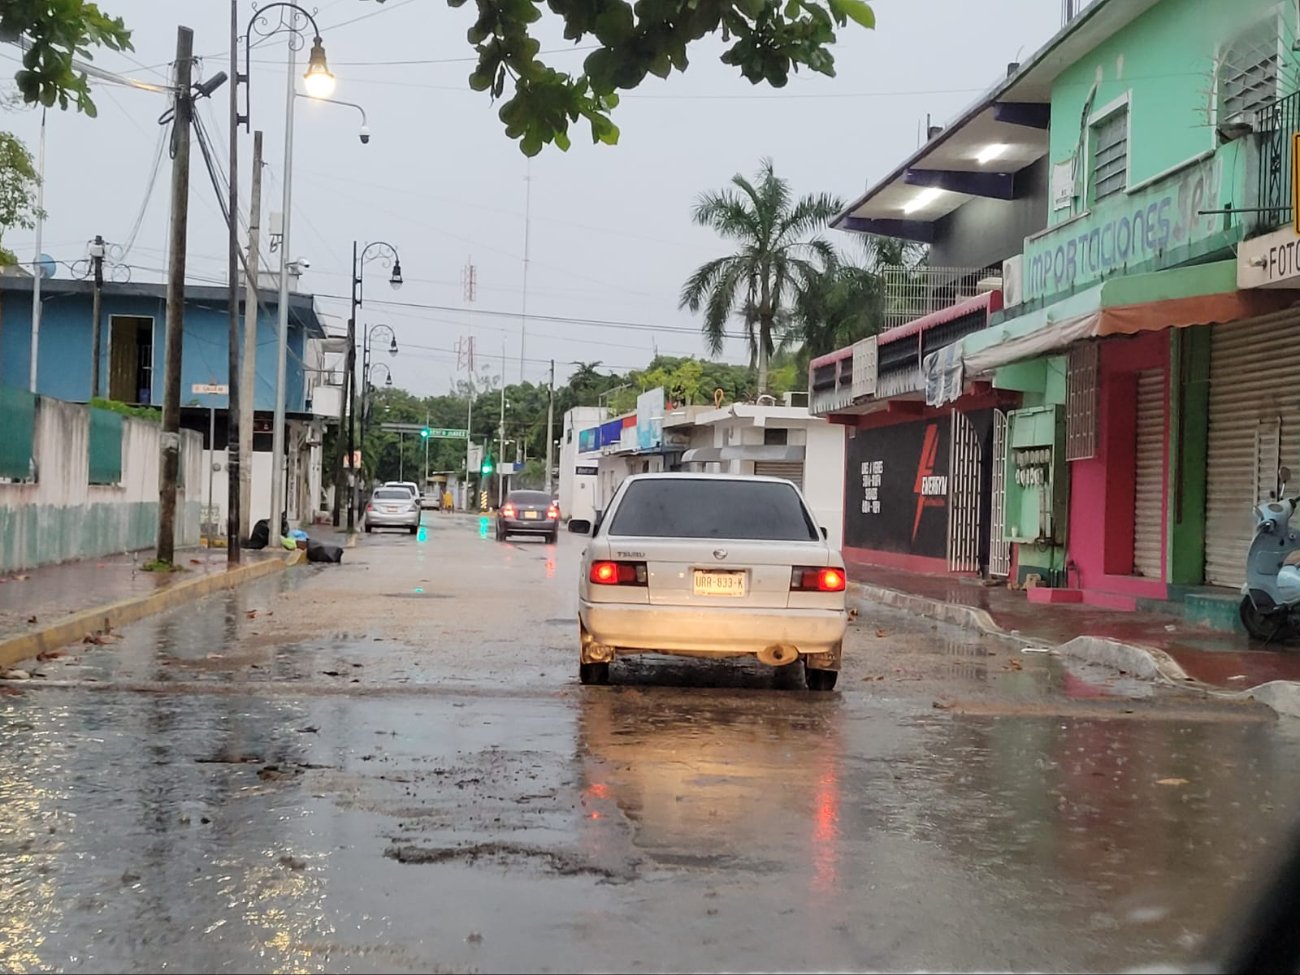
[{"x1": 679, "y1": 159, "x2": 841, "y2": 394}]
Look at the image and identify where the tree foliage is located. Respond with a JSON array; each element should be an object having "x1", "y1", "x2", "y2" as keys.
[
  {"x1": 0, "y1": 129, "x2": 41, "y2": 264},
  {"x1": 679, "y1": 158, "x2": 840, "y2": 393},
  {"x1": 0, "y1": 0, "x2": 131, "y2": 116},
  {"x1": 3, "y1": 1, "x2": 873, "y2": 154}
]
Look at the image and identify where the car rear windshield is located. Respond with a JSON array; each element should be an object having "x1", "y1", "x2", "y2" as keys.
[
  {"x1": 373, "y1": 489, "x2": 410, "y2": 500},
  {"x1": 607, "y1": 478, "x2": 818, "y2": 541},
  {"x1": 509, "y1": 491, "x2": 552, "y2": 505}
]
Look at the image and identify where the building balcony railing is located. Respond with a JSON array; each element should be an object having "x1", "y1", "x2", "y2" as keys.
[
  {"x1": 881, "y1": 264, "x2": 1002, "y2": 331},
  {"x1": 1255, "y1": 88, "x2": 1300, "y2": 231}
]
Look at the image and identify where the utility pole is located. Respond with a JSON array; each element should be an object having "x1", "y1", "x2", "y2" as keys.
[
  {"x1": 519, "y1": 162, "x2": 531, "y2": 383},
  {"x1": 156, "y1": 25, "x2": 193, "y2": 566},
  {"x1": 238, "y1": 130, "x2": 263, "y2": 542},
  {"x1": 498, "y1": 342, "x2": 506, "y2": 506},
  {"x1": 345, "y1": 240, "x2": 359, "y2": 533},
  {"x1": 225, "y1": 0, "x2": 242, "y2": 565},
  {"x1": 27, "y1": 109, "x2": 45, "y2": 393},
  {"x1": 89, "y1": 234, "x2": 105, "y2": 399},
  {"x1": 545, "y1": 359, "x2": 555, "y2": 495}
]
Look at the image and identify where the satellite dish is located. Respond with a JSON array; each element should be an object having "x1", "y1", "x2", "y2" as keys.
[{"x1": 36, "y1": 254, "x2": 56, "y2": 279}]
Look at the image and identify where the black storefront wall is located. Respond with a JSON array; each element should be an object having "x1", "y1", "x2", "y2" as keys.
[{"x1": 844, "y1": 416, "x2": 952, "y2": 559}]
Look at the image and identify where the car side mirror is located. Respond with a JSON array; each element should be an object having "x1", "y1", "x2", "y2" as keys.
[
  {"x1": 568, "y1": 519, "x2": 592, "y2": 535},
  {"x1": 821, "y1": 526, "x2": 828, "y2": 540}
]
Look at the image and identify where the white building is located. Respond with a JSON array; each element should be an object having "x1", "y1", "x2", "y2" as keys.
[{"x1": 558, "y1": 405, "x2": 608, "y2": 523}]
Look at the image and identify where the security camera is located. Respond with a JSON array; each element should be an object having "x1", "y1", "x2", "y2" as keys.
[
  {"x1": 292, "y1": 258, "x2": 311, "y2": 271},
  {"x1": 359, "y1": 125, "x2": 371, "y2": 145}
]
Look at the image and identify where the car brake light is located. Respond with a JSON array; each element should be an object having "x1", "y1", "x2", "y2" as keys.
[
  {"x1": 791, "y1": 566, "x2": 846, "y2": 592},
  {"x1": 590, "y1": 560, "x2": 648, "y2": 586},
  {"x1": 502, "y1": 504, "x2": 515, "y2": 517},
  {"x1": 547, "y1": 506, "x2": 559, "y2": 518},
  {"x1": 365, "y1": 503, "x2": 373, "y2": 512}
]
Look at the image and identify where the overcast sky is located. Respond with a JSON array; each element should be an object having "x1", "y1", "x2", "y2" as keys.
[{"x1": 0, "y1": 0, "x2": 1061, "y2": 396}]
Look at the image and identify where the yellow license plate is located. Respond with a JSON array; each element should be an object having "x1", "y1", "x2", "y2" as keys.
[
  {"x1": 693, "y1": 570, "x2": 746, "y2": 597},
  {"x1": 523, "y1": 510, "x2": 539, "y2": 519}
]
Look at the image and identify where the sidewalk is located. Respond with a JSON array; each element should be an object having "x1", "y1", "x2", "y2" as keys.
[
  {"x1": 846, "y1": 561, "x2": 1300, "y2": 692},
  {"x1": 0, "y1": 548, "x2": 279, "y2": 643}
]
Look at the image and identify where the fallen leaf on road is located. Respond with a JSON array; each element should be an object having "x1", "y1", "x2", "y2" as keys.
[
  {"x1": 875, "y1": 629, "x2": 887, "y2": 638},
  {"x1": 26, "y1": 615, "x2": 37, "y2": 624},
  {"x1": 189, "y1": 559, "x2": 202, "y2": 565},
  {"x1": 0, "y1": 685, "x2": 23, "y2": 696},
  {"x1": 466, "y1": 932, "x2": 484, "y2": 945},
  {"x1": 1, "y1": 669, "x2": 31, "y2": 680},
  {"x1": 245, "y1": 610, "x2": 258, "y2": 619},
  {"x1": 1007, "y1": 658, "x2": 1023, "y2": 671},
  {"x1": 278, "y1": 855, "x2": 307, "y2": 871},
  {"x1": 932, "y1": 700, "x2": 954, "y2": 710},
  {"x1": 1157, "y1": 777, "x2": 1189, "y2": 786},
  {"x1": 321, "y1": 670, "x2": 341, "y2": 677},
  {"x1": 36, "y1": 649, "x2": 65, "y2": 661},
  {"x1": 296, "y1": 725, "x2": 319, "y2": 734}
]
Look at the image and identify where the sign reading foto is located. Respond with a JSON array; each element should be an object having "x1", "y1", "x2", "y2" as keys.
[{"x1": 1238, "y1": 224, "x2": 1300, "y2": 289}]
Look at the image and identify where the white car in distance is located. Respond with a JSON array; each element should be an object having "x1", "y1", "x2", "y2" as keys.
[{"x1": 571, "y1": 473, "x2": 848, "y2": 690}]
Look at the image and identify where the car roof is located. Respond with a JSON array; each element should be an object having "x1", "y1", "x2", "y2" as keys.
[{"x1": 622, "y1": 472, "x2": 798, "y2": 486}]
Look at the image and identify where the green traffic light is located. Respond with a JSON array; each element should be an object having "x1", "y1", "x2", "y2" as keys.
[
  {"x1": 420, "y1": 428, "x2": 430, "y2": 439},
  {"x1": 481, "y1": 456, "x2": 494, "y2": 475}
]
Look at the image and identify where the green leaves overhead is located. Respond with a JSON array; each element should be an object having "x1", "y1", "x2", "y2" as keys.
[
  {"x1": 452, "y1": 0, "x2": 874, "y2": 154},
  {"x1": 1, "y1": 0, "x2": 131, "y2": 116}
]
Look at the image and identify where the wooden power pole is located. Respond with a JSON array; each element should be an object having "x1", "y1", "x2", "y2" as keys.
[{"x1": 156, "y1": 25, "x2": 193, "y2": 566}]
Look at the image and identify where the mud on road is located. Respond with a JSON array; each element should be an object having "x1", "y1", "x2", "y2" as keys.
[{"x1": 0, "y1": 515, "x2": 1296, "y2": 973}]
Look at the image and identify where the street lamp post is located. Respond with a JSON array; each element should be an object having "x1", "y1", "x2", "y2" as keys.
[
  {"x1": 341, "y1": 241, "x2": 403, "y2": 533},
  {"x1": 362, "y1": 360, "x2": 393, "y2": 446},
  {"x1": 361, "y1": 322, "x2": 397, "y2": 445},
  {"x1": 233, "y1": 1, "x2": 336, "y2": 545}
]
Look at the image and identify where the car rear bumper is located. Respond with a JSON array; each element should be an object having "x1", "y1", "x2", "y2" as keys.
[
  {"x1": 579, "y1": 600, "x2": 847, "y2": 661},
  {"x1": 366, "y1": 512, "x2": 421, "y2": 528},
  {"x1": 501, "y1": 518, "x2": 557, "y2": 533}
]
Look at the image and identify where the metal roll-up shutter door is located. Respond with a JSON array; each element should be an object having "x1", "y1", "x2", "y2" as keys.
[
  {"x1": 1132, "y1": 370, "x2": 1164, "y2": 578},
  {"x1": 754, "y1": 461, "x2": 804, "y2": 490},
  {"x1": 1205, "y1": 312, "x2": 1300, "y2": 587}
]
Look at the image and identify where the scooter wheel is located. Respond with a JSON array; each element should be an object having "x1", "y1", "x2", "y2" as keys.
[{"x1": 1240, "y1": 596, "x2": 1291, "y2": 643}]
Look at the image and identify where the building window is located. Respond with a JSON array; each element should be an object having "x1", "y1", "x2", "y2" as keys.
[
  {"x1": 1219, "y1": 18, "x2": 1280, "y2": 122},
  {"x1": 1089, "y1": 106, "x2": 1128, "y2": 204},
  {"x1": 763, "y1": 428, "x2": 788, "y2": 446}
]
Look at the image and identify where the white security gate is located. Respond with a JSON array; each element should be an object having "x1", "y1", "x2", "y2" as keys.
[
  {"x1": 989, "y1": 409, "x2": 1011, "y2": 577},
  {"x1": 1132, "y1": 370, "x2": 1165, "y2": 578},
  {"x1": 948, "y1": 411, "x2": 981, "y2": 573},
  {"x1": 1205, "y1": 311, "x2": 1300, "y2": 587},
  {"x1": 753, "y1": 461, "x2": 804, "y2": 490}
]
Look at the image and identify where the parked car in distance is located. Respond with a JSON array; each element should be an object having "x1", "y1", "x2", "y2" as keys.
[
  {"x1": 497, "y1": 490, "x2": 560, "y2": 543},
  {"x1": 572, "y1": 473, "x2": 848, "y2": 690},
  {"x1": 365, "y1": 487, "x2": 422, "y2": 534}
]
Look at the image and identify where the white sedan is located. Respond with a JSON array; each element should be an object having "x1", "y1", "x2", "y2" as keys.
[{"x1": 572, "y1": 473, "x2": 848, "y2": 690}]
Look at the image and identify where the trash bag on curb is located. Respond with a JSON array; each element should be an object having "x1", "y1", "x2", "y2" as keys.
[
  {"x1": 306, "y1": 539, "x2": 343, "y2": 564},
  {"x1": 248, "y1": 519, "x2": 270, "y2": 550}
]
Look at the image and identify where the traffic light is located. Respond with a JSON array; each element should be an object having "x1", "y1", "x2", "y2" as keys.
[
  {"x1": 420, "y1": 427, "x2": 430, "y2": 439},
  {"x1": 481, "y1": 454, "x2": 494, "y2": 476}
]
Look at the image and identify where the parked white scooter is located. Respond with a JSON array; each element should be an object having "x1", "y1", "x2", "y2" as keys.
[{"x1": 1240, "y1": 465, "x2": 1300, "y2": 642}]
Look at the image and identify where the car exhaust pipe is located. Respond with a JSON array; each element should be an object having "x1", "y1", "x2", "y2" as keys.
[{"x1": 758, "y1": 644, "x2": 799, "y2": 667}]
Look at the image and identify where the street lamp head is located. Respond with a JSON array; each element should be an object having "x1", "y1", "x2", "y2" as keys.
[
  {"x1": 389, "y1": 260, "x2": 403, "y2": 290},
  {"x1": 385, "y1": 373, "x2": 393, "y2": 387},
  {"x1": 302, "y1": 37, "x2": 336, "y2": 99},
  {"x1": 388, "y1": 336, "x2": 398, "y2": 356}
]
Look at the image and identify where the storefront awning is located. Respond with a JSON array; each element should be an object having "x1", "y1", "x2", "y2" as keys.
[
  {"x1": 922, "y1": 260, "x2": 1300, "y2": 405},
  {"x1": 679, "y1": 445, "x2": 805, "y2": 464}
]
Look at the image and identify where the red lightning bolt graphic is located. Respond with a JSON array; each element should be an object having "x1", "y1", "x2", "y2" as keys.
[{"x1": 913, "y1": 424, "x2": 940, "y2": 542}]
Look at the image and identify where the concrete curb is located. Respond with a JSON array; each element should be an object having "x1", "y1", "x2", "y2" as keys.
[
  {"x1": 848, "y1": 582, "x2": 1298, "y2": 717},
  {"x1": 0, "y1": 556, "x2": 289, "y2": 670}
]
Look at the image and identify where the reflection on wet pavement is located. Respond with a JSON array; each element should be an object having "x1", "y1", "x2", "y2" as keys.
[{"x1": 1, "y1": 519, "x2": 1298, "y2": 972}]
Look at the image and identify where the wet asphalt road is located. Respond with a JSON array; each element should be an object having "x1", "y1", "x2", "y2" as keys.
[{"x1": 3, "y1": 514, "x2": 1300, "y2": 973}]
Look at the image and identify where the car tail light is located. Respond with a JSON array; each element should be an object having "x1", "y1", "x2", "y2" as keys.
[
  {"x1": 547, "y1": 505, "x2": 559, "y2": 519},
  {"x1": 365, "y1": 503, "x2": 373, "y2": 512},
  {"x1": 791, "y1": 566, "x2": 846, "y2": 592},
  {"x1": 590, "y1": 560, "x2": 648, "y2": 586},
  {"x1": 502, "y1": 504, "x2": 516, "y2": 517}
]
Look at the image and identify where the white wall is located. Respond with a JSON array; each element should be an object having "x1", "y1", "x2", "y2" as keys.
[
  {"x1": 802, "y1": 421, "x2": 846, "y2": 547},
  {"x1": 0, "y1": 397, "x2": 201, "y2": 571},
  {"x1": 559, "y1": 406, "x2": 606, "y2": 523}
]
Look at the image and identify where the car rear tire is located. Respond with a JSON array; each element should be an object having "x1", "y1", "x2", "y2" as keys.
[
  {"x1": 579, "y1": 662, "x2": 610, "y2": 685},
  {"x1": 804, "y1": 666, "x2": 838, "y2": 691},
  {"x1": 408, "y1": 525, "x2": 419, "y2": 535},
  {"x1": 547, "y1": 530, "x2": 558, "y2": 544},
  {"x1": 364, "y1": 524, "x2": 372, "y2": 534}
]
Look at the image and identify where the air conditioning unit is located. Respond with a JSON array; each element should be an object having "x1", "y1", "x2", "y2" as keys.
[
  {"x1": 976, "y1": 275, "x2": 1003, "y2": 294},
  {"x1": 1217, "y1": 109, "x2": 1256, "y2": 141},
  {"x1": 1002, "y1": 255, "x2": 1024, "y2": 308},
  {"x1": 782, "y1": 391, "x2": 809, "y2": 408}
]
